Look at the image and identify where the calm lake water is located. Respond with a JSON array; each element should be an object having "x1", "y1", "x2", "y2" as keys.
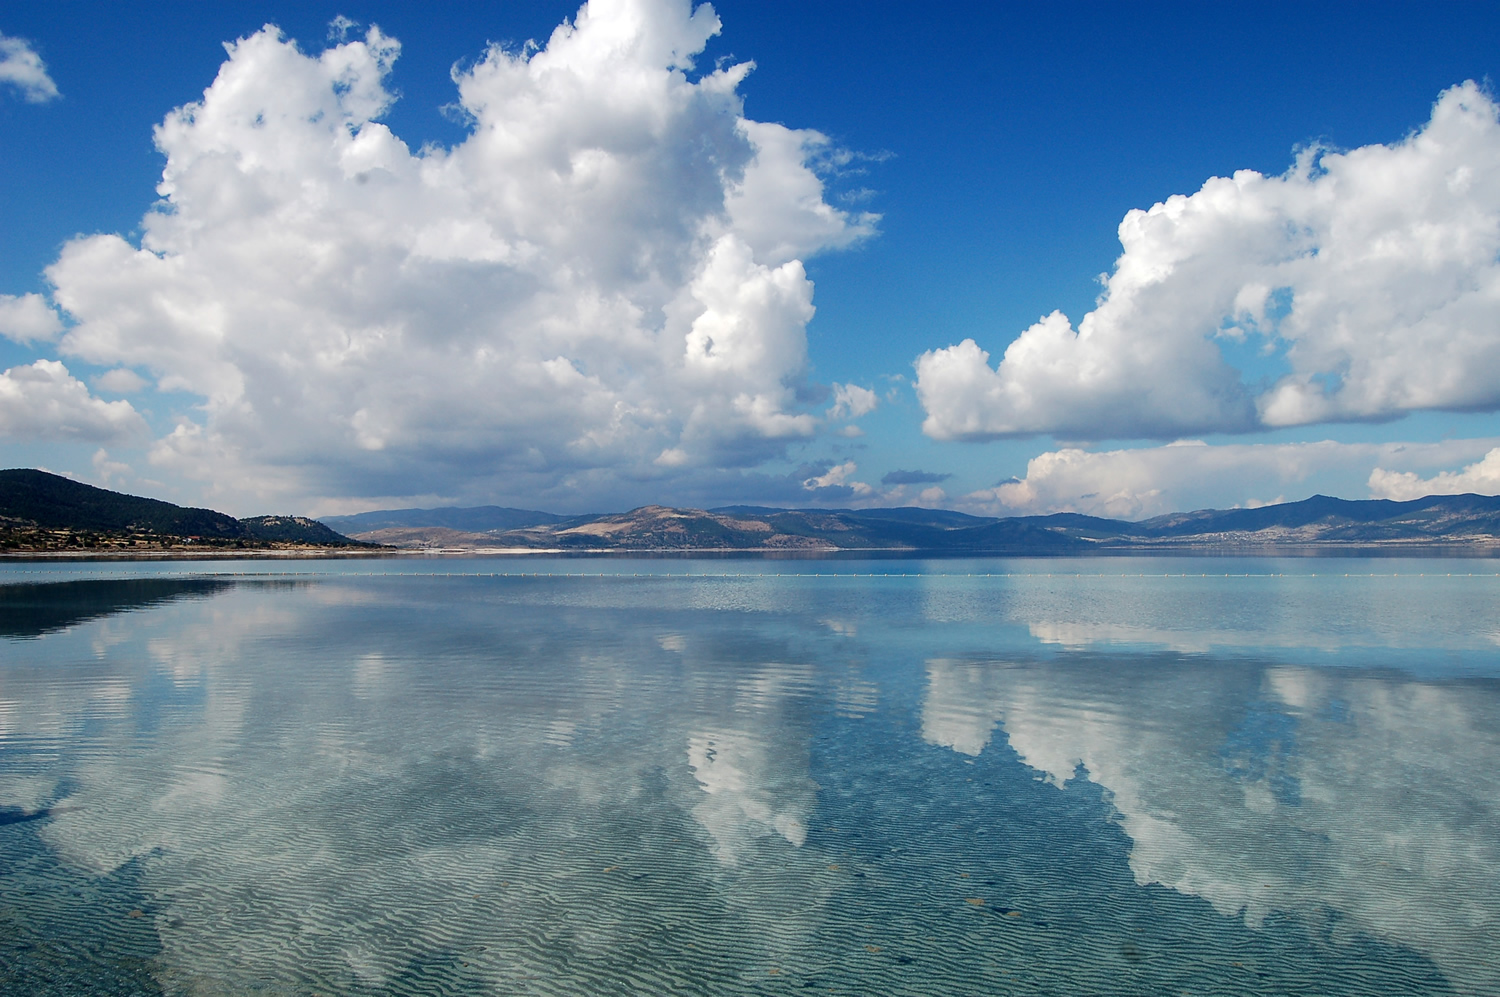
[{"x1": 1, "y1": 556, "x2": 1498, "y2": 996}]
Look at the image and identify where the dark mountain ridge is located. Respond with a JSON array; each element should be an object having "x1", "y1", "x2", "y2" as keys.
[
  {"x1": 1138, "y1": 493, "x2": 1500, "y2": 535},
  {"x1": 0, "y1": 468, "x2": 244, "y2": 538},
  {"x1": 0, "y1": 469, "x2": 369, "y2": 551}
]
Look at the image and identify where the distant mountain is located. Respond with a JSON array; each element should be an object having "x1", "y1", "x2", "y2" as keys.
[
  {"x1": 8, "y1": 466, "x2": 1498, "y2": 555},
  {"x1": 337, "y1": 526, "x2": 527, "y2": 550},
  {"x1": 339, "y1": 494, "x2": 1500, "y2": 552},
  {"x1": 0, "y1": 469, "x2": 372, "y2": 551},
  {"x1": 319, "y1": 505, "x2": 568, "y2": 534},
  {"x1": 1134, "y1": 493, "x2": 1500, "y2": 539},
  {"x1": 711, "y1": 505, "x2": 993, "y2": 529},
  {"x1": 443, "y1": 504, "x2": 1083, "y2": 553}
]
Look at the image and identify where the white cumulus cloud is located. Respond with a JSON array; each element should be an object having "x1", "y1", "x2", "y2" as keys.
[
  {"x1": 37, "y1": 1, "x2": 875, "y2": 507},
  {"x1": 94, "y1": 368, "x2": 148, "y2": 394},
  {"x1": 0, "y1": 293, "x2": 64, "y2": 343},
  {"x1": 826, "y1": 382, "x2": 876, "y2": 420},
  {"x1": 0, "y1": 33, "x2": 59, "y2": 103},
  {"x1": 0, "y1": 360, "x2": 146, "y2": 442},
  {"x1": 801, "y1": 459, "x2": 871, "y2": 495},
  {"x1": 1369, "y1": 446, "x2": 1500, "y2": 500},
  {"x1": 917, "y1": 82, "x2": 1500, "y2": 441},
  {"x1": 966, "y1": 438, "x2": 1500, "y2": 519}
]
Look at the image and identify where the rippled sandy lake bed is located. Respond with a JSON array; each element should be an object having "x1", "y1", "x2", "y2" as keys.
[{"x1": 2, "y1": 556, "x2": 1497, "y2": 995}]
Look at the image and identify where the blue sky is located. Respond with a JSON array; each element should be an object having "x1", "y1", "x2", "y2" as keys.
[{"x1": 4, "y1": 1, "x2": 1500, "y2": 517}]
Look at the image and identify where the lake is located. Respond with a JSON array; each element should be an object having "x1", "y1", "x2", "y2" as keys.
[{"x1": 1, "y1": 556, "x2": 1498, "y2": 995}]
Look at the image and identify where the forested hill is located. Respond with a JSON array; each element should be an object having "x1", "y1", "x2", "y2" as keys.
[{"x1": 0, "y1": 469, "x2": 369, "y2": 551}]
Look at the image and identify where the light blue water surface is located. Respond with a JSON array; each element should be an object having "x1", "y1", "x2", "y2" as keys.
[{"x1": 1, "y1": 556, "x2": 1497, "y2": 995}]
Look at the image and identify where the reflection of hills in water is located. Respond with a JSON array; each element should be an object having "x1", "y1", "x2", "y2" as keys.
[
  {"x1": 922, "y1": 655, "x2": 1500, "y2": 996},
  {"x1": 0, "y1": 578, "x2": 237, "y2": 638}
]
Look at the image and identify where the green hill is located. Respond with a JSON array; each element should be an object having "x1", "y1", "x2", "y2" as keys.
[
  {"x1": 0, "y1": 468, "x2": 244, "y2": 538},
  {"x1": 240, "y1": 515, "x2": 363, "y2": 545},
  {"x1": 0, "y1": 469, "x2": 371, "y2": 550}
]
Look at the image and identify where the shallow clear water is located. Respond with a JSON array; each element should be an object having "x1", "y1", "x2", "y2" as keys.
[{"x1": 1, "y1": 556, "x2": 1498, "y2": 995}]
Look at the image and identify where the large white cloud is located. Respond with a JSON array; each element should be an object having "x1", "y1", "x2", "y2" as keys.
[
  {"x1": 0, "y1": 292, "x2": 64, "y2": 343},
  {"x1": 1368, "y1": 446, "x2": 1500, "y2": 500},
  {"x1": 38, "y1": 1, "x2": 874, "y2": 507},
  {"x1": 965, "y1": 438, "x2": 1500, "y2": 519},
  {"x1": 917, "y1": 82, "x2": 1500, "y2": 441},
  {"x1": 0, "y1": 359, "x2": 146, "y2": 443},
  {"x1": 0, "y1": 32, "x2": 59, "y2": 103}
]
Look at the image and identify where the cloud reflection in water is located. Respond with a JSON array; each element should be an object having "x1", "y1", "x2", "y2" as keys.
[
  {"x1": 1, "y1": 566, "x2": 1497, "y2": 995},
  {"x1": 922, "y1": 654, "x2": 1500, "y2": 995}
]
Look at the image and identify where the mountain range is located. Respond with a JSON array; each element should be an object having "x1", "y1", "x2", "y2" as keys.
[
  {"x1": 5, "y1": 467, "x2": 1500, "y2": 554},
  {"x1": 324, "y1": 494, "x2": 1500, "y2": 553}
]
